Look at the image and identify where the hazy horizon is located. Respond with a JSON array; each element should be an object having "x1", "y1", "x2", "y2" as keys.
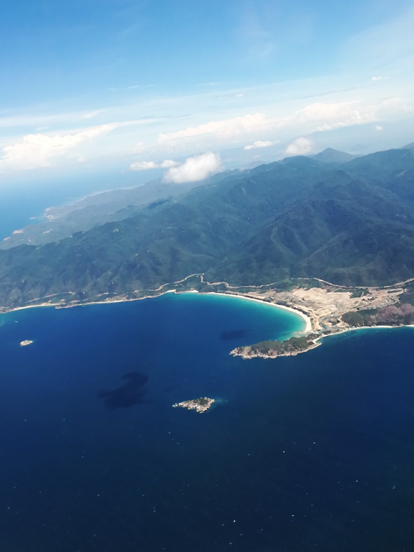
[{"x1": 1, "y1": 0, "x2": 413, "y2": 197}]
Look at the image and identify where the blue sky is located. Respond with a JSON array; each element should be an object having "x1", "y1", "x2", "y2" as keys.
[{"x1": 1, "y1": 0, "x2": 413, "y2": 187}]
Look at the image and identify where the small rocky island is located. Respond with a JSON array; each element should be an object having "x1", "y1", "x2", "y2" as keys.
[
  {"x1": 172, "y1": 397, "x2": 215, "y2": 413},
  {"x1": 20, "y1": 340, "x2": 34, "y2": 347},
  {"x1": 230, "y1": 334, "x2": 321, "y2": 359}
]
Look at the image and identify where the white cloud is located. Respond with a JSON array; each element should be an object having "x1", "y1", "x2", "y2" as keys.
[
  {"x1": 371, "y1": 76, "x2": 389, "y2": 81},
  {"x1": 0, "y1": 109, "x2": 111, "y2": 131},
  {"x1": 0, "y1": 124, "x2": 115, "y2": 171},
  {"x1": 244, "y1": 140, "x2": 278, "y2": 150},
  {"x1": 295, "y1": 101, "x2": 358, "y2": 123},
  {"x1": 160, "y1": 159, "x2": 178, "y2": 168},
  {"x1": 156, "y1": 101, "x2": 389, "y2": 154},
  {"x1": 375, "y1": 125, "x2": 383, "y2": 131},
  {"x1": 130, "y1": 158, "x2": 178, "y2": 171},
  {"x1": 294, "y1": 101, "x2": 378, "y2": 132},
  {"x1": 162, "y1": 152, "x2": 222, "y2": 184},
  {"x1": 398, "y1": 103, "x2": 414, "y2": 114},
  {"x1": 82, "y1": 110, "x2": 105, "y2": 119},
  {"x1": 2, "y1": 83, "x2": 412, "y2": 176},
  {"x1": 158, "y1": 113, "x2": 268, "y2": 143},
  {"x1": 130, "y1": 161, "x2": 158, "y2": 171},
  {"x1": 132, "y1": 141, "x2": 145, "y2": 153},
  {"x1": 284, "y1": 137, "x2": 313, "y2": 156}
]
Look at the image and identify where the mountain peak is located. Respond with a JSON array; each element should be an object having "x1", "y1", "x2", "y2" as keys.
[{"x1": 311, "y1": 148, "x2": 357, "y2": 164}]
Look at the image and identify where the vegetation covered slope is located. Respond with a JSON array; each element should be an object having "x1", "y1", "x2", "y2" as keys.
[
  {"x1": 210, "y1": 164, "x2": 414, "y2": 286},
  {"x1": 0, "y1": 174, "x2": 216, "y2": 249},
  {"x1": 1, "y1": 147, "x2": 414, "y2": 309}
]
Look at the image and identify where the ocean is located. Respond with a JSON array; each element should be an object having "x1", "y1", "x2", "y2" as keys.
[
  {"x1": 0, "y1": 293, "x2": 413, "y2": 551},
  {"x1": 0, "y1": 170, "x2": 151, "y2": 241},
  {"x1": 0, "y1": 184, "x2": 88, "y2": 240}
]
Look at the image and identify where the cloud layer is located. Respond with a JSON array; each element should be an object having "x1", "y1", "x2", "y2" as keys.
[
  {"x1": 1, "y1": 92, "x2": 414, "y2": 175},
  {"x1": 244, "y1": 140, "x2": 278, "y2": 150},
  {"x1": 130, "y1": 159, "x2": 177, "y2": 171},
  {"x1": 159, "y1": 113, "x2": 268, "y2": 143},
  {"x1": 162, "y1": 152, "x2": 222, "y2": 184},
  {"x1": 0, "y1": 124, "x2": 115, "y2": 171}
]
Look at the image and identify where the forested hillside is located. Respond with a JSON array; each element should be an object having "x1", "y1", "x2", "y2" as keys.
[{"x1": 1, "y1": 146, "x2": 414, "y2": 309}]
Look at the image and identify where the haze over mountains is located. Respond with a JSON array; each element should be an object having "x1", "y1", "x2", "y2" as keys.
[
  {"x1": 1, "y1": 145, "x2": 414, "y2": 309},
  {"x1": 0, "y1": 176, "x2": 212, "y2": 249}
]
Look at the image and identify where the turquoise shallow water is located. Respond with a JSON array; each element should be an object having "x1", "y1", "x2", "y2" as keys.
[{"x1": 0, "y1": 294, "x2": 413, "y2": 551}]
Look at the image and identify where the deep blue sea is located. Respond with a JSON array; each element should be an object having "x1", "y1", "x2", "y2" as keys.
[{"x1": 0, "y1": 293, "x2": 413, "y2": 552}]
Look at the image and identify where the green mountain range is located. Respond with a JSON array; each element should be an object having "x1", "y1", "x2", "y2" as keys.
[{"x1": 1, "y1": 146, "x2": 414, "y2": 309}]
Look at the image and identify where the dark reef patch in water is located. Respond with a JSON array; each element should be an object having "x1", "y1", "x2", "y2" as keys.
[
  {"x1": 98, "y1": 371, "x2": 148, "y2": 409},
  {"x1": 219, "y1": 328, "x2": 249, "y2": 340}
]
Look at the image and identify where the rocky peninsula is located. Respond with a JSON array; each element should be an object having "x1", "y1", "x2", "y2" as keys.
[
  {"x1": 231, "y1": 334, "x2": 322, "y2": 360},
  {"x1": 222, "y1": 277, "x2": 414, "y2": 360}
]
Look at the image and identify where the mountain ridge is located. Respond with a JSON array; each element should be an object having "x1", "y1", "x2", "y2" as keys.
[{"x1": 0, "y1": 146, "x2": 414, "y2": 309}]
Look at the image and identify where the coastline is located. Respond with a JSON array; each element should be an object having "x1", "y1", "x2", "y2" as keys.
[
  {"x1": 320, "y1": 324, "x2": 414, "y2": 339},
  {"x1": 306, "y1": 322, "x2": 414, "y2": 353},
  {"x1": 2, "y1": 276, "x2": 414, "y2": 361},
  {"x1": 0, "y1": 288, "x2": 312, "y2": 338},
  {"x1": 230, "y1": 323, "x2": 414, "y2": 360},
  {"x1": 195, "y1": 291, "x2": 312, "y2": 334},
  {"x1": 4, "y1": 290, "x2": 409, "y2": 343}
]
